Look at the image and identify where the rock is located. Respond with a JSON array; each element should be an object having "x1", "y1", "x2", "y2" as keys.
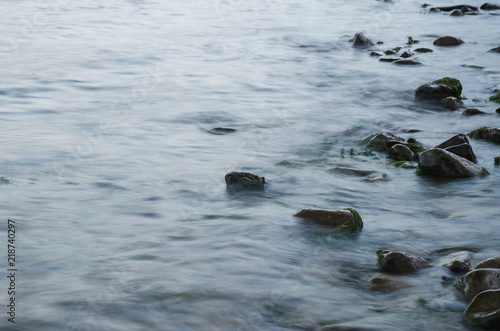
[
  {"x1": 327, "y1": 167, "x2": 376, "y2": 177},
  {"x1": 464, "y1": 289, "x2": 500, "y2": 328},
  {"x1": 415, "y1": 48, "x2": 433, "y2": 53},
  {"x1": 496, "y1": 156, "x2": 500, "y2": 165},
  {"x1": 444, "y1": 143, "x2": 478, "y2": 164},
  {"x1": 469, "y1": 127, "x2": 500, "y2": 142},
  {"x1": 441, "y1": 96, "x2": 463, "y2": 110},
  {"x1": 377, "y1": 250, "x2": 432, "y2": 274},
  {"x1": 392, "y1": 59, "x2": 422, "y2": 66},
  {"x1": 488, "y1": 46, "x2": 500, "y2": 53},
  {"x1": 388, "y1": 144, "x2": 416, "y2": 161},
  {"x1": 379, "y1": 57, "x2": 399, "y2": 63},
  {"x1": 387, "y1": 141, "x2": 426, "y2": 155},
  {"x1": 450, "y1": 9, "x2": 464, "y2": 16},
  {"x1": 481, "y1": 3, "x2": 500, "y2": 10},
  {"x1": 433, "y1": 36, "x2": 464, "y2": 46},
  {"x1": 497, "y1": 108, "x2": 500, "y2": 113},
  {"x1": 362, "y1": 132, "x2": 405, "y2": 151},
  {"x1": 418, "y1": 148, "x2": 488, "y2": 178},
  {"x1": 454, "y1": 268, "x2": 500, "y2": 301},
  {"x1": 294, "y1": 208, "x2": 363, "y2": 231},
  {"x1": 441, "y1": 251, "x2": 472, "y2": 273},
  {"x1": 370, "y1": 51, "x2": 383, "y2": 57},
  {"x1": 434, "y1": 5, "x2": 478, "y2": 11},
  {"x1": 463, "y1": 108, "x2": 487, "y2": 116},
  {"x1": 352, "y1": 32, "x2": 374, "y2": 47},
  {"x1": 490, "y1": 93, "x2": 500, "y2": 103},
  {"x1": 474, "y1": 257, "x2": 500, "y2": 269},
  {"x1": 400, "y1": 50, "x2": 413, "y2": 58},
  {"x1": 415, "y1": 77, "x2": 462, "y2": 100},
  {"x1": 435, "y1": 133, "x2": 470, "y2": 149},
  {"x1": 384, "y1": 49, "x2": 397, "y2": 55},
  {"x1": 208, "y1": 127, "x2": 237, "y2": 135},
  {"x1": 225, "y1": 172, "x2": 265, "y2": 190}
]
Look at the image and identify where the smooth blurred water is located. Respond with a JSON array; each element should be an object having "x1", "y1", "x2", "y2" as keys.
[{"x1": 0, "y1": 0, "x2": 499, "y2": 330}]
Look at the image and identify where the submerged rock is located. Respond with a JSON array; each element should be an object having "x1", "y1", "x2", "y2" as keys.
[
  {"x1": 441, "y1": 96, "x2": 463, "y2": 110},
  {"x1": 441, "y1": 251, "x2": 472, "y2": 273},
  {"x1": 362, "y1": 132, "x2": 405, "y2": 151},
  {"x1": 327, "y1": 167, "x2": 376, "y2": 177},
  {"x1": 434, "y1": 36, "x2": 464, "y2": 46},
  {"x1": 463, "y1": 108, "x2": 487, "y2": 116},
  {"x1": 490, "y1": 93, "x2": 500, "y2": 103},
  {"x1": 488, "y1": 46, "x2": 500, "y2": 53},
  {"x1": 225, "y1": 172, "x2": 265, "y2": 190},
  {"x1": 464, "y1": 289, "x2": 500, "y2": 328},
  {"x1": 208, "y1": 127, "x2": 237, "y2": 135},
  {"x1": 379, "y1": 57, "x2": 399, "y2": 63},
  {"x1": 433, "y1": 5, "x2": 478, "y2": 11},
  {"x1": 469, "y1": 127, "x2": 500, "y2": 142},
  {"x1": 294, "y1": 208, "x2": 363, "y2": 231},
  {"x1": 415, "y1": 47, "x2": 433, "y2": 53},
  {"x1": 352, "y1": 32, "x2": 374, "y2": 47},
  {"x1": 370, "y1": 51, "x2": 383, "y2": 57},
  {"x1": 418, "y1": 148, "x2": 488, "y2": 178},
  {"x1": 377, "y1": 250, "x2": 432, "y2": 274},
  {"x1": 392, "y1": 59, "x2": 422, "y2": 66},
  {"x1": 400, "y1": 50, "x2": 414, "y2": 58},
  {"x1": 454, "y1": 268, "x2": 500, "y2": 301},
  {"x1": 474, "y1": 257, "x2": 500, "y2": 270},
  {"x1": 481, "y1": 3, "x2": 500, "y2": 10},
  {"x1": 415, "y1": 77, "x2": 462, "y2": 100}
]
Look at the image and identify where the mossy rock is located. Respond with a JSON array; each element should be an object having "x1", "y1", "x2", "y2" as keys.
[
  {"x1": 464, "y1": 289, "x2": 500, "y2": 328},
  {"x1": 490, "y1": 93, "x2": 500, "y2": 104},
  {"x1": 455, "y1": 268, "x2": 500, "y2": 302},
  {"x1": 225, "y1": 172, "x2": 265, "y2": 190},
  {"x1": 295, "y1": 208, "x2": 363, "y2": 231},
  {"x1": 469, "y1": 127, "x2": 500, "y2": 143},
  {"x1": 433, "y1": 77, "x2": 463, "y2": 98}
]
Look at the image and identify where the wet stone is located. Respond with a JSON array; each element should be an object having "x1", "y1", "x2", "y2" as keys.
[
  {"x1": 388, "y1": 144, "x2": 415, "y2": 161},
  {"x1": 400, "y1": 50, "x2": 413, "y2": 58},
  {"x1": 208, "y1": 127, "x2": 237, "y2": 135},
  {"x1": 415, "y1": 77, "x2": 462, "y2": 100},
  {"x1": 294, "y1": 208, "x2": 363, "y2": 231},
  {"x1": 441, "y1": 96, "x2": 463, "y2": 110},
  {"x1": 469, "y1": 127, "x2": 500, "y2": 142},
  {"x1": 450, "y1": 9, "x2": 464, "y2": 16},
  {"x1": 414, "y1": 47, "x2": 433, "y2": 53},
  {"x1": 474, "y1": 257, "x2": 500, "y2": 270},
  {"x1": 433, "y1": 36, "x2": 464, "y2": 46},
  {"x1": 481, "y1": 3, "x2": 500, "y2": 10},
  {"x1": 392, "y1": 59, "x2": 422, "y2": 66},
  {"x1": 489, "y1": 46, "x2": 500, "y2": 53},
  {"x1": 435, "y1": 134, "x2": 470, "y2": 149},
  {"x1": 352, "y1": 32, "x2": 374, "y2": 47},
  {"x1": 454, "y1": 268, "x2": 500, "y2": 301},
  {"x1": 440, "y1": 251, "x2": 472, "y2": 273},
  {"x1": 464, "y1": 289, "x2": 500, "y2": 328},
  {"x1": 377, "y1": 250, "x2": 432, "y2": 274},
  {"x1": 362, "y1": 132, "x2": 405, "y2": 151},
  {"x1": 418, "y1": 148, "x2": 488, "y2": 178},
  {"x1": 379, "y1": 57, "x2": 399, "y2": 63},
  {"x1": 225, "y1": 172, "x2": 265, "y2": 190},
  {"x1": 444, "y1": 143, "x2": 478, "y2": 164},
  {"x1": 370, "y1": 51, "x2": 383, "y2": 57},
  {"x1": 463, "y1": 108, "x2": 487, "y2": 116}
]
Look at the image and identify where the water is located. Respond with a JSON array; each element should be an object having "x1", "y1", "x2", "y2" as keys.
[{"x1": 0, "y1": 0, "x2": 499, "y2": 330}]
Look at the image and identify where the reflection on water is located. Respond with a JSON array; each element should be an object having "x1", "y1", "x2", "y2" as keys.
[{"x1": 1, "y1": 0, "x2": 499, "y2": 330}]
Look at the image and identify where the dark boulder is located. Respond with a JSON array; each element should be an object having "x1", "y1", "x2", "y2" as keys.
[
  {"x1": 463, "y1": 108, "x2": 487, "y2": 116},
  {"x1": 440, "y1": 251, "x2": 472, "y2": 273},
  {"x1": 433, "y1": 5, "x2": 478, "y2": 11},
  {"x1": 445, "y1": 143, "x2": 478, "y2": 164},
  {"x1": 208, "y1": 127, "x2": 237, "y2": 135},
  {"x1": 481, "y1": 3, "x2": 500, "y2": 10},
  {"x1": 433, "y1": 36, "x2": 464, "y2": 46},
  {"x1": 392, "y1": 59, "x2": 422, "y2": 66},
  {"x1": 294, "y1": 208, "x2": 363, "y2": 231},
  {"x1": 488, "y1": 46, "x2": 500, "y2": 53},
  {"x1": 435, "y1": 133, "x2": 470, "y2": 149},
  {"x1": 474, "y1": 257, "x2": 500, "y2": 270},
  {"x1": 225, "y1": 172, "x2": 265, "y2": 190},
  {"x1": 388, "y1": 144, "x2": 416, "y2": 161},
  {"x1": 418, "y1": 148, "x2": 488, "y2": 177},
  {"x1": 351, "y1": 32, "x2": 374, "y2": 47},
  {"x1": 469, "y1": 127, "x2": 500, "y2": 143},
  {"x1": 454, "y1": 268, "x2": 500, "y2": 301},
  {"x1": 415, "y1": 77, "x2": 462, "y2": 100},
  {"x1": 441, "y1": 96, "x2": 463, "y2": 110},
  {"x1": 414, "y1": 48, "x2": 433, "y2": 53},
  {"x1": 464, "y1": 289, "x2": 500, "y2": 328},
  {"x1": 377, "y1": 250, "x2": 432, "y2": 274},
  {"x1": 361, "y1": 132, "x2": 405, "y2": 151},
  {"x1": 450, "y1": 9, "x2": 464, "y2": 16}
]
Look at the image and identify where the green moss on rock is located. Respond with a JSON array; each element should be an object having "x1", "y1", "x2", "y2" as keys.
[
  {"x1": 432, "y1": 77, "x2": 462, "y2": 98},
  {"x1": 343, "y1": 208, "x2": 363, "y2": 231},
  {"x1": 489, "y1": 93, "x2": 500, "y2": 104},
  {"x1": 468, "y1": 127, "x2": 491, "y2": 139}
]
